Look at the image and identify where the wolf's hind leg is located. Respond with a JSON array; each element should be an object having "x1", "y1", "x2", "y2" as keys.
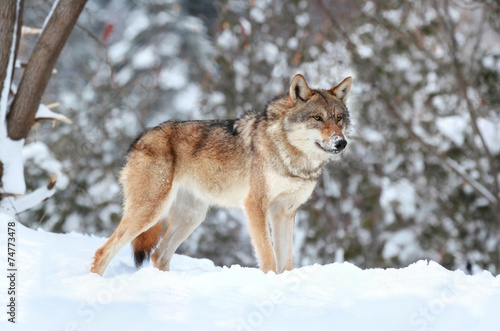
[
  {"x1": 90, "y1": 153, "x2": 174, "y2": 276},
  {"x1": 152, "y1": 188, "x2": 208, "y2": 271},
  {"x1": 90, "y1": 214, "x2": 159, "y2": 276}
]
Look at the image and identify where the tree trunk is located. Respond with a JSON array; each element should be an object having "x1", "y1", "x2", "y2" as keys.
[
  {"x1": 0, "y1": 0, "x2": 22, "y2": 193},
  {"x1": 7, "y1": 0, "x2": 88, "y2": 141},
  {"x1": 0, "y1": 1, "x2": 18, "y2": 98}
]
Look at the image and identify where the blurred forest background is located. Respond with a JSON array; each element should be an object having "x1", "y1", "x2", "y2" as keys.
[{"x1": 13, "y1": 0, "x2": 500, "y2": 273}]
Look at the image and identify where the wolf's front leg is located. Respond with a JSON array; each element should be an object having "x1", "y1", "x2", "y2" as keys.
[
  {"x1": 269, "y1": 202, "x2": 296, "y2": 274},
  {"x1": 244, "y1": 196, "x2": 276, "y2": 273}
]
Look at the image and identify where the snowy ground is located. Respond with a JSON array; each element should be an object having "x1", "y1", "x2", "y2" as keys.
[{"x1": 1, "y1": 213, "x2": 499, "y2": 331}]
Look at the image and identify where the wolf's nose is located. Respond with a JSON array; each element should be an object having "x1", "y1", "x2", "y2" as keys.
[{"x1": 335, "y1": 139, "x2": 347, "y2": 151}]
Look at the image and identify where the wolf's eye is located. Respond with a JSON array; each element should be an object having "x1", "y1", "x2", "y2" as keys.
[
  {"x1": 312, "y1": 115, "x2": 322, "y2": 122},
  {"x1": 337, "y1": 115, "x2": 343, "y2": 123}
]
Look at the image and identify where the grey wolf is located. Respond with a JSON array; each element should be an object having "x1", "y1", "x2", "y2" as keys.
[{"x1": 90, "y1": 74, "x2": 352, "y2": 275}]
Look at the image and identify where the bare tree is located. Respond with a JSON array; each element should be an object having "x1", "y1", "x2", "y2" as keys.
[{"x1": 0, "y1": 0, "x2": 87, "y2": 212}]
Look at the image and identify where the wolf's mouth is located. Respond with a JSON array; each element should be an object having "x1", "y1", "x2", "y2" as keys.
[{"x1": 315, "y1": 142, "x2": 341, "y2": 154}]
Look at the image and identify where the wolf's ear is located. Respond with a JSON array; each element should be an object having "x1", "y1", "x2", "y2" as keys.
[
  {"x1": 331, "y1": 76, "x2": 352, "y2": 105},
  {"x1": 289, "y1": 74, "x2": 313, "y2": 104}
]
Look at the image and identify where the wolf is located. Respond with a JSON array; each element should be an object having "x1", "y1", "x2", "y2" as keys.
[{"x1": 90, "y1": 74, "x2": 352, "y2": 276}]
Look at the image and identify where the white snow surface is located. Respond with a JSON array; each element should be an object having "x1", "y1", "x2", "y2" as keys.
[
  {"x1": 0, "y1": 138, "x2": 26, "y2": 195},
  {"x1": 1, "y1": 213, "x2": 500, "y2": 330}
]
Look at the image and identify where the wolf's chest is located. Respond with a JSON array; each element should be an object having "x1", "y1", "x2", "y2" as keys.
[{"x1": 265, "y1": 171, "x2": 317, "y2": 205}]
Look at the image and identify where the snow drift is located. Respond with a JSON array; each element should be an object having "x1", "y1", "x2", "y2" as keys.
[{"x1": 1, "y1": 213, "x2": 499, "y2": 331}]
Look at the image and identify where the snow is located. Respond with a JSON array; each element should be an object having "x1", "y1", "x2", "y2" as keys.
[
  {"x1": 131, "y1": 46, "x2": 157, "y2": 70},
  {"x1": 294, "y1": 13, "x2": 310, "y2": 27},
  {"x1": 382, "y1": 9, "x2": 402, "y2": 26},
  {"x1": 159, "y1": 61, "x2": 188, "y2": 90},
  {"x1": 22, "y1": 141, "x2": 68, "y2": 190},
  {"x1": 239, "y1": 17, "x2": 252, "y2": 36},
  {"x1": 40, "y1": 0, "x2": 59, "y2": 34},
  {"x1": 0, "y1": 140, "x2": 68, "y2": 214},
  {"x1": 357, "y1": 44, "x2": 374, "y2": 59},
  {"x1": 0, "y1": 138, "x2": 26, "y2": 196},
  {"x1": 249, "y1": 7, "x2": 266, "y2": 24},
  {"x1": 383, "y1": 229, "x2": 420, "y2": 262},
  {"x1": 361, "y1": 127, "x2": 385, "y2": 144},
  {"x1": 482, "y1": 56, "x2": 495, "y2": 69},
  {"x1": 123, "y1": 11, "x2": 150, "y2": 41},
  {"x1": 1, "y1": 213, "x2": 499, "y2": 330},
  {"x1": 159, "y1": 33, "x2": 181, "y2": 57},
  {"x1": 259, "y1": 43, "x2": 279, "y2": 65},
  {"x1": 208, "y1": 91, "x2": 226, "y2": 106},
  {"x1": 436, "y1": 116, "x2": 468, "y2": 146},
  {"x1": 217, "y1": 29, "x2": 239, "y2": 50},
  {"x1": 114, "y1": 66, "x2": 133, "y2": 85},
  {"x1": 173, "y1": 83, "x2": 201, "y2": 114},
  {"x1": 87, "y1": 174, "x2": 120, "y2": 205},
  {"x1": 107, "y1": 40, "x2": 130, "y2": 64},
  {"x1": 287, "y1": 37, "x2": 298, "y2": 50},
  {"x1": 393, "y1": 55, "x2": 412, "y2": 70},
  {"x1": 362, "y1": 1, "x2": 376, "y2": 15},
  {"x1": 477, "y1": 118, "x2": 500, "y2": 155},
  {"x1": 35, "y1": 104, "x2": 72, "y2": 123},
  {"x1": 380, "y1": 178, "x2": 417, "y2": 224},
  {"x1": 1, "y1": 178, "x2": 56, "y2": 215}
]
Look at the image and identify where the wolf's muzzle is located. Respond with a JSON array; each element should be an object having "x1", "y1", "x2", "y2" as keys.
[{"x1": 316, "y1": 138, "x2": 348, "y2": 154}]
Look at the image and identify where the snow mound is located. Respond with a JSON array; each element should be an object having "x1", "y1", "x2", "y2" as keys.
[{"x1": 1, "y1": 213, "x2": 499, "y2": 330}]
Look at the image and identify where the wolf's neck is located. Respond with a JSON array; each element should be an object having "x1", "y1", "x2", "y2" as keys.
[{"x1": 271, "y1": 128, "x2": 325, "y2": 181}]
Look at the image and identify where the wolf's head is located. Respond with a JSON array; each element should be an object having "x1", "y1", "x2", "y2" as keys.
[{"x1": 280, "y1": 74, "x2": 352, "y2": 161}]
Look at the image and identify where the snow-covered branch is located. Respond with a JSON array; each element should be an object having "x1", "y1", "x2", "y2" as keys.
[
  {"x1": 0, "y1": 174, "x2": 57, "y2": 216},
  {"x1": 36, "y1": 103, "x2": 72, "y2": 124}
]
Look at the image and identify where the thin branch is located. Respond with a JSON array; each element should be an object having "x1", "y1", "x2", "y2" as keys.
[
  {"x1": 75, "y1": 22, "x2": 115, "y2": 86},
  {"x1": 21, "y1": 25, "x2": 42, "y2": 35}
]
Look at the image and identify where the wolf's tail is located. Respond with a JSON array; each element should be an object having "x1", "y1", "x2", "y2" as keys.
[{"x1": 132, "y1": 222, "x2": 163, "y2": 268}]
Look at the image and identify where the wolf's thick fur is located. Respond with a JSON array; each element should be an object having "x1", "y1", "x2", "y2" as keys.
[{"x1": 90, "y1": 74, "x2": 352, "y2": 276}]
